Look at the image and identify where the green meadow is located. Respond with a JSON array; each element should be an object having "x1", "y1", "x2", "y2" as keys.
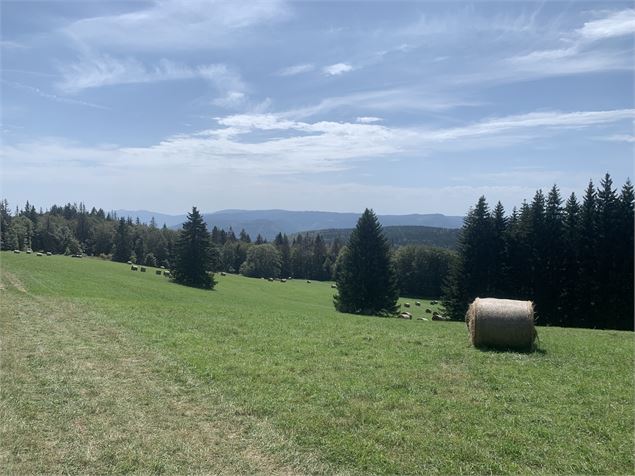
[{"x1": 1, "y1": 252, "x2": 633, "y2": 474}]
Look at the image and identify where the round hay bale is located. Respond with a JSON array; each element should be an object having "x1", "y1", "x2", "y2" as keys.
[
  {"x1": 140, "y1": 267, "x2": 146, "y2": 272},
  {"x1": 155, "y1": 269, "x2": 162, "y2": 275},
  {"x1": 466, "y1": 298, "x2": 536, "y2": 350}
]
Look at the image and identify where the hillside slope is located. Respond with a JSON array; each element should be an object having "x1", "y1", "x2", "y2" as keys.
[{"x1": 1, "y1": 252, "x2": 632, "y2": 474}]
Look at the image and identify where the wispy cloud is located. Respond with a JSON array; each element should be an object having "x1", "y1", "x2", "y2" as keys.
[
  {"x1": 577, "y1": 9, "x2": 635, "y2": 41},
  {"x1": 0, "y1": 40, "x2": 27, "y2": 49},
  {"x1": 277, "y1": 63, "x2": 315, "y2": 76},
  {"x1": 596, "y1": 134, "x2": 635, "y2": 143},
  {"x1": 2, "y1": 79, "x2": 109, "y2": 110},
  {"x1": 499, "y1": 9, "x2": 635, "y2": 82},
  {"x1": 57, "y1": 54, "x2": 247, "y2": 102},
  {"x1": 63, "y1": 0, "x2": 289, "y2": 52},
  {"x1": 323, "y1": 63, "x2": 353, "y2": 76},
  {"x1": 282, "y1": 88, "x2": 480, "y2": 119}
]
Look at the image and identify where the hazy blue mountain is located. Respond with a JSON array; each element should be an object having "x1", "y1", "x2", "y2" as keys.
[
  {"x1": 117, "y1": 208, "x2": 464, "y2": 239},
  {"x1": 115, "y1": 210, "x2": 186, "y2": 227}
]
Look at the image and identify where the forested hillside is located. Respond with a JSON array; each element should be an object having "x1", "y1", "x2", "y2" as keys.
[{"x1": 300, "y1": 225, "x2": 459, "y2": 249}]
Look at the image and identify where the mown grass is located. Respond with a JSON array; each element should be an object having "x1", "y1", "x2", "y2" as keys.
[{"x1": 1, "y1": 252, "x2": 633, "y2": 474}]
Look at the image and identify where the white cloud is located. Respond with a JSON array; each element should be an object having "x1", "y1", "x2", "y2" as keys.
[
  {"x1": 277, "y1": 63, "x2": 315, "y2": 76},
  {"x1": 323, "y1": 63, "x2": 353, "y2": 76},
  {"x1": 577, "y1": 9, "x2": 635, "y2": 41},
  {"x1": 63, "y1": 0, "x2": 289, "y2": 52},
  {"x1": 357, "y1": 117, "x2": 382, "y2": 123}
]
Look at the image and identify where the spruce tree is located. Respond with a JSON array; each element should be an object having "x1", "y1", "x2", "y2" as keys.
[
  {"x1": 112, "y1": 218, "x2": 132, "y2": 262},
  {"x1": 172, "y1": 207, "x2": 215, "y2": 289},
  {"x1": 334, "y1": 209, "x2": 398, "y2": 315}
]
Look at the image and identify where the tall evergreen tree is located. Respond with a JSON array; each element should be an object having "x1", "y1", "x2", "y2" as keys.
[
  {"x1": 334, "y1": 209, "x2": 398, "y2": 315},
  {"x1": 443, "y1": 197, "x2": 496, "y2": 319},
  {"x1": 112, "y1": 218, "x2": 132, "y2": 262},
  {"x1": 172, "y1": 207, "x2": 215, "y2": 289}
]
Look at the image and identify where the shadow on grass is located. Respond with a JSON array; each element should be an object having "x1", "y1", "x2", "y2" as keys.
[{"x1": 475, "y1": 345, "x2": 547, "y2": 355}]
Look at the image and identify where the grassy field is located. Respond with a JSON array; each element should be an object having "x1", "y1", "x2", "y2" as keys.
[{"x1": 1, "y1": 252, "x2": 633, "y2": 474}]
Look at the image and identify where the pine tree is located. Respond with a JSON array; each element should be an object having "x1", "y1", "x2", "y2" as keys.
[
  {"x1": 443, "y1": 197, "x2": 496, "y2": 319},
  {"x1": 579, "y1": 180, "x2": 599, "y2": 327},
  {"x1": 617, "y1": 180, "x2": 634, "y2": 329},
  {"x1": 112, "y1": 218, "x2": 132, "y2": 262},
  {"x1": 334, "y1": 209, "x2": 398, "y2": 315},
  {"x1": 543, "y1": 185, "x2": 565, "y2": 324},
  {"x1": 172, "y1": 207, "x2": 215, "y2": 289},
  {"x1": 561, "y1": 193, "x2": 581, "y2": 325}
]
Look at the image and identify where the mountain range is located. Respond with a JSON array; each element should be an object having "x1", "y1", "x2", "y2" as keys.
[{"x1": 116, "y1": 209, "x2": 464, "y2": 240}]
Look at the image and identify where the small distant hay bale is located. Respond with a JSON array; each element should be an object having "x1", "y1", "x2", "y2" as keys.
[
  {"x1": 306, "y1": 280, "x2": 311, "y2": 284},
  {"x1": 466, "y1": 298, "x2": 536, "y2": 350},
  {"x1": 131, "y1": 265, "x2": 138, "y2": 271},
  {"x1": 155, "y1": 269, "x2": 162, "y2": 275},
  {"x1": 140, "y1": 267, "x2": 146, "y2": 272},
  {"x1": 431, "y1": 300, "x2": 438, "y2": 305},
  {"x1": 220, "y1": 272, "x2": 226, "y2": 276},
  {"x1": 281, "y1": 278, "x2": 287, "y2": 283},
  {"x1": 399, "y1": 312, "x2": 412, "y2": 319},
  {"x1": 163, "y1": 270, "x2": 170, "y2": 276},
  {"x1": 127, "y1": 260, "x2": 132, "y2": 265},
  {"x1": 415, "y1": 301, "x2": 421, "y2": 306},
  {"x1": 268, "y1": 277, "x2": 274, "y2": 282},
  {"x1": 417, "y1": 316, "x2": 429, "y2": 321},
  {"x1": 46, "y1": 252, "x2": 52, "y2": 256},
  {"x1": 160, "y1": 265, "x2": 166, "y2": 269},
  {"x1": 26, "y1": 250, "x2": 32, "y2": 254},
  {"x1": 331, "y1": 284, "x2": 337, "y2": 289},
  {"x1": 13, "y1": 250, "x2": 20, "y2": 254},
  {"x1": 404, "y1": 303, "x2": 410, "y2": 308},
  {"x1": 425, "y1": 308, "x2": 432, "y2": 313},
  {"x1": 36, "y1": 252, "x2": 43, "y2": 256}
]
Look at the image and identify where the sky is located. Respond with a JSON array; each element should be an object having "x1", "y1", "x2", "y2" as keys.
[{"x1": 1, "y1": 0, "x2": 634, "y2": 215}]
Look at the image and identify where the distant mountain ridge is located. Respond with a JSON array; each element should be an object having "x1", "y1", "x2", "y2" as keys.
[{"x1": 116, "y1": 209, "x2": 464, "y2": 239}]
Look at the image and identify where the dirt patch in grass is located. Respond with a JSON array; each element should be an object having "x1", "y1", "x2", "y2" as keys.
[
  {"x1": 0, "y1": 291, "x2": 318, "y2": 474},
  {"x1": 1, "y1": 271, "x2": 27, "y2": 293}
]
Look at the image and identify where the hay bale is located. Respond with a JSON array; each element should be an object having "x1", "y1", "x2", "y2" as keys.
[
  {"x1": 281, "y1": 279, "x2": 287, "y2": 283},
  {"x1": 404, "y1": 303, "x2": 410, "y2": 308},
  {"x1": 155, "y1": 270, "x2": 162, "y2": 275},
  {"x1": 163, "y1": 270, "x2": 170, "y2": 276},
  {"x1": 36, "y1": 252, "x2": 43, "y2": 256},
  {"x1": 268, "y1": 277, "x2": 274, "y2": 282},
  {"x1": 306, "y1": 280, "x2": 311, "y2": 284},
  {"x1": 26, "y1": 250, "x2": 32, "y2": 254},
  {"x1": 140, "y1": 267, "x2": 146, "y2": 272},
  {"x1": 417, "y1": 316, "x2": 429, "y2": 321},
  {"x1": 466, "y1": 298, "x2": 536, "y2": 350},
  {"x1": 431, "y1": 300, "x2": 438, "y2": 305},
  {"x1": 13, "y1": 250, "x2": 20, "y2": 254},
  {"x1": 399, "y1": 312, "x2": 412, "y2": 319},
  {"x1": 127, "y1": 260, "x2": 132, "y2": 265},
  {"x1": 160, "y1": 265, "x2": 166, "y2": 269},
  {"x1": 425, "y1": 308, "x2": 432, "y2": 313},
  {"x1": 46, "y1": 252, "x2": 52, "y2": 256},
  {"x1": 415, "y1": 301, "x2": 421, "y2": 306},
  {"x1": 220, "y1": 272, "x2": 226, "y2": 276},
  {"x1": 131, "y1": 265, "x2": 138, "y2": 271},
  {"x1": 331, "y1": 284, "x2": 337, "y2": 289}
]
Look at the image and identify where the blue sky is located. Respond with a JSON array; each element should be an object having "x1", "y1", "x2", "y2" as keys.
[{"x1": 1, "y1": 0, "x2": 633, "y2": 215}]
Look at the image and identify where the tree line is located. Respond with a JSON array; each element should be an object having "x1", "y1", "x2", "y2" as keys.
[
  {"x1": 0, "y1": 200, "x2": 453, "y2": 299},
  {"x1": 443, "y1": 173, "x2": 634, "y2": 330}
]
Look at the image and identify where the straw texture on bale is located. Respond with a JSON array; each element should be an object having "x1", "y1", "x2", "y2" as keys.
[{"x1": 466, "y1": 298, "x2": 536, "y2": 350}]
